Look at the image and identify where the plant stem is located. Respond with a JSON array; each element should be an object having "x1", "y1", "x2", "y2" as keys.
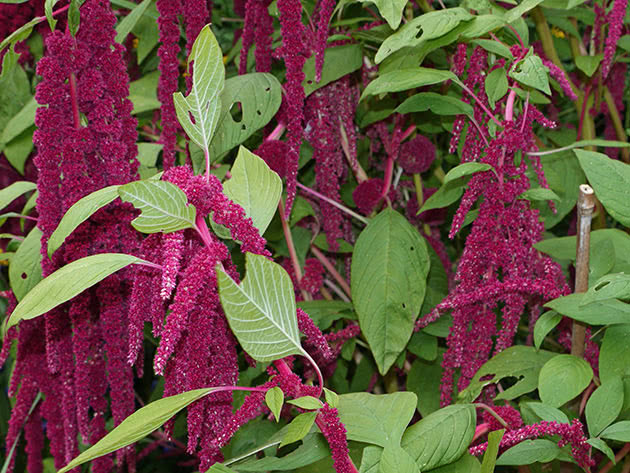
[
  {"x1": 279, "y1": 200, "x2": 311, "y2": 301},
  {"x1": 600, "y1": 442, "x2": 630, "y2": 473},
  {"x1": 603, "y1": 87, "x2": 630, "y2": 163},
  {"x1": 296, "y1": 182, "x2": 369, "y2": 225},
  {"x1": 311, "y1": 245, "x2": 352, "y2": 300},
  {"x1": 474, "y1": 403, "x2": 509, "y2": 428},
  {"x1": 339, "y1": 121, "x2": 368, "y2": 183},
  {"x1": 571, "y1": 184, "x2": 595, "y2": 358}
]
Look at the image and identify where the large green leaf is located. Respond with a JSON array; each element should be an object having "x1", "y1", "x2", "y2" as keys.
[
  {"x1": 428, "y1": 453, "x2": 481, "y2": 473},
  {"x1": 509, "y1": 52, "x2": 551, "y2": 95},
  {"x1": 217, "y1": 253, "x2": 307, "y2": 362},
  {"x1": 538, "y1": 355, "x2": 593, "y2": 407},
  {"x1": 222, "y1": 147, "x2": 281, "y2": 235},
  {"x1": 337, "y1": 392, "x2": 417, "y2": 448},
  {"x1": 576, "y1": 149, "x2": 630, "y2": 227},
  {"x1": 0, "y1": 97, "x2": 36, "y2": 147},
  {"x1": 586, "y1": 377, "x2": 624, "y2": 437},
  {"x1": 48, "y1": 185, "x2": 121, "y2": 257},
  {"x1": 209, "y1": 73, "x2": 282, "y2": 161},
  {"x1": 173, "y1": 25, "x2": 224, "y2": 154},
  {"x1": 545, "y1": 294, "x2": 630, "y2": 325},
  {"x1": 460, "y1": 346, "x2": 556, "y2": 402},
  {"x1": 601, "y1": 421, "x2": 630, "y2": 442},
  {"x1": 396, "y1": 92, "x2": 474, "y2": 118},
  {"x1": 0, "y1": 181, "x2": 36, "y2": 212},
  {"x1": 58, "y1": 388, "x2": 218, "y2": 473},
  {"x1": 233, "y1": 433, "x2": 329, "y2": 471},
  {"x1": 359, "y1": 0, "x2": 407, "y2": 29},
  {"x1": 481, "y1": 429, "x2": 505, "y2": 473},
  {"x1": 4, "y1": 253, "x2": 148, "y2": 334},
  {"x1": 351, "y1": 208, "x2": 430, "y2": 374},
  {"x1": 581, "y1": 273, "x2": 630, "y2": 305},
  {"x1": 379, "y1": 446, "x2": 420, "y2": 473},
  {"x1": 360, "y1": 68, "x2": 457, "y2": 101},
  {"x1": 8, "y1": 227, "x2": 42, "y2": 302},
  {"x1": 118, "y1": 180, "x2": 196, "y2": 233},
  {"x1": 114, "y1": 0, "x2": 151, "y2": 43},
  {"x1": 600, "y1": 324, "x2": 630, "y2": 410},
  {"x1": 376, "y1": 8, "x2": 474, "y2": 63},
  {"x1": 496, "y1": 439, "x2": 560, "y2": 466},
  {"x1": 303, "y1": 44, "x2": 363, "y2": 96},
  {"x1": 401, "y1": 404, "x2": 476, "y2": 471}
]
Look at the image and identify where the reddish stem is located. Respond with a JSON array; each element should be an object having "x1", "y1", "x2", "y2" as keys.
[
  {"x1": 69, "y1": 73, "x2": 81, "y2": 129},
  {"x1": 310, "y1": 245, "x2": 352, "y2": 299},
  {"x1": 505, "y1": 89, "x2": 517, "y2": 122},
  {"x1": 278, "y1": 200, "x2": 311, "y2": 301},
  {"x1": 600, "y1": 443, "x2": 630, "y2": 473}
]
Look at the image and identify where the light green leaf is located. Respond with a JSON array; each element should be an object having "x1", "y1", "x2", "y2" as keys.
[
  {"x1": 0, "y1": 181, "x2": 36, "y2": 212},
  {"x1": 402, "y1": 404, "x2": 476, "y2": 471},
  {"x1": 222, "y1": 147, "x2": 281, "y2": 235},
  {"x1": 234, "y1": 433, "x2": 330, "y2": 471},
  {"x1": 351, "y1": 208, "x2": 430, "y2": 374},
  {"x1": 576, "y1": 149, "x2": 630, "y2": 227},
  {"x1": 379, "y1": 446, "x2": 420, "y2": 473},
  {"x1": 575, "y1": 54, "x2": 603, "y2": 77},
  {"x1": 207, "y1": 465, "x2": 238, "y2": 473},
  {"x1": 496, "y1": 439, "x2": 560, "y2": 465},
  {"x1": 3, "y1": 130, "x2": 33, "y2": 175},
  {"x1": 519, "y1": 187, "x2": 560, "y2": 202},
  {"x1": 8, "y1": 227, "x2": 42, "y2": 302},
  {"x1": 287, "y1": 396, "x2": 323, "y2": 410},
  {"x1": 396, "y1": 92, "x2": 474, "y2": 118},
  {"x1": 545, "y1": 293, "x2": 630, "y2": 325},
  {"x1": 444, "y1": 162, "x2": 492, "y2": 184},
  {"x1": 587, "y1": 438, "x2": 615, "y2": 463},
  {"x1": 173, "y1": 25, "x2": 224, "y2": 154},
  {"x1": 485, "y1": 67, "x2": 509, "y2": 108},
  {"x1": 525, "y1": 402, "x2": 569, "y2": 423},
  {"x1": 265, "y1": 387, "x2": 284, "y2": 422},
  {"x1": 539, "y1": 354, "x2": 593, "y2": 407},
  {"x1": 0, "y1": 17, "x2": 42, "y2": 53},
  {"x1": 58, "y1": 388, "x2": 218, "y2": 473},
  {"x1": 323, "y1": 388, "x2": 339, "y2": 408},
  {"x1": 217, "y1": 253, "x2": 307, "y2": 362},
  {"x1": 359, "y1": 0, "x2": 407, "y2": 29},
  {"x1": 509, "y1": 53, "x2": 551, "y2": 95},
  {"x1": 48, "y1": 185, "x2": 121, "y2": 257},
  {"x1": 337, "y1": 392, "x2": 417, "y2": 447},
  {"x1": 472, "y1": 39, "x2": 514, "y2": 59},
  {"x1": 534, "y1": 311, "x2": 562, "y2": 350},
  {"x1": 4, "y1": 253, "x2": 149, "y2": 334},
  {"x1": 582, "y1": 273, "x2": 630, "y2": 306},
  {"x1": 280, "y1": 412, "x2": 318, "y2": 448},
  {"x1": 303, "y1": 44, "x2": 363, "y2": 95},
  {"x1": 44, "y1": 0, "x2": 59, "y2": 31},
  {"x1": 209, "y1": 73, "x2": 282, "y2": 161},
  {"x1": 118, "y1": 180, "x2": 196, "y2": 233},
  {"x1": 586, "y1": 377, "x2": 624, "y2": 437},
  {"x1": 503, "y1": 0, "x2": 544, "y2": 23},
  {"x1": 137, "y1": 143, "x2": 163, "y2": 168},
  {"x1": 601, "y1": 421, "x2": 630, "y2": 442},
  {"x1": 361, "y1": 68, "x2": 457, "y2": 101},
  {"x1": 67, "y1": 0, "x2": 81, "y2": 36},
  {"x1": 481, "y1": 429, "x2": 505, "y2": 473},
  {"x1": 428, "y1": 453, "x2": 481, "y2": 473},
  {"x1": 0, "y1": 96, "x2": 36, "y2": 146},
  {"x1": 461, "y1": 346, "x2": 556, "y2": 402},
  {"x1": 115, "y1": 0, "x2": 152, "y2": 43},
  {"x1": 600, "y1": 324, "x2": 630, "y2": 410}
]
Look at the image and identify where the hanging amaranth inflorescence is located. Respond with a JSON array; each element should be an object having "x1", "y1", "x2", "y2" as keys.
[{"x1": 3, "y1": 1, "x2": 140, "y2": 472}]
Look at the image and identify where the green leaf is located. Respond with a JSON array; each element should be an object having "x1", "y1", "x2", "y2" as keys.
[
  {"x1": 337, "y1": 392, "x2": 417, "y2": 447},
  {"x1": 287, "y1": 396, "x2": 323, "y2": 410},
  {"x1": 296, "y1": 300, "x2": 354, "y2": 330},
  {"x1": 0, "y1": 17, "x2": 42, "y2": 53},
  {"x1": 137, "y1": 143, "x2": 163, "y2": 168},
  {"x1": 118, "y1": 180, "x2": 196, "y2": 233},
  {"x1": 485, "y1": 68, "x2": 508, "y2": 108},
  {"x1": 360, "y1": 68, "x2": 457, "y2": 101},
  {"x1": 0, "y1": 181, "x2": 36, "y2": 212},
  {"x1": 67, "y1": 0, "x2": 81, "y2": 36},
  {"x1": 173, "y1": 25, "x2": 224, "y2": 153},
  {"x1": 575, "y1": 54, "x2": 603, "y2": 77},
  {"x1": 472, "y1": 39, "x2": 514, "y2": 59},
  {"x1": 280, "y1": 412, "x2": 318, "y2": 448},
  {"x1": 0, "y1": 96, "x2": 36, "y2": 146},
  {"x1": 545, "y1": 294, "x2": 630, "y2": 325},
  {"x1": 323, "y1": 388, "x2": 339, "y2": 408},
  {"x1": 600, "y1": 324, "x2": 630, "y2": 410},
  {"x1": 48, "y1": 185, "x2": 121, "y2": 257},
  {"x1": 115, "y1": 0, "x2": 151, "y2": 43},
  {"x1": 303, "y1": 44, "x2": 363, "y2": 96},
  {"x1": 519, "y1": 187, "x2": 560, "y2": 202},
  {"x1": 379, "y1": 446, "x2": 420, "y2": 473},
  {"x1": 312, "y1": 234, "x2": 354, "y2": 253},
  {"x1": 428, "y1": 453, "x2": 481, "y2": 473},
  {"x1": 586, "y1": 377, "x2": 624, "y2": 437},
  {"x1": 408, "y1": 357, "x2": 442, "y2": 416},
  {"x1": 503, "y1": 0, "x2": 544, "y2": 23},
  {"x1": 217, "y1": 253, "x2": 308, "y2": 362},
  {"x1": 234, "y1": 433, "x2": 330, "y2": 471},
  {"x1": 209, "y1": 73, "x2": 282, "y2": 161},
  {"x1": 461, "y1": 346, "x2": 556, "y2": 402},
  {"x1": 576, "y1": 149, "x2": 630, "y2": 226},
  {"x1": 534, "y1": 311, "x2": 562, "y2": 350},
  {"x1": 4, "y1": 253, "x2": 149, "y2": 334},
  {"x1": 601, "y1": 421, "x2": 630, "y2": 442},
  {"x1": 396, "y1": 92, "x2": 474, "y2": 118},
  {"x1": 222, "y1": 147, "x2": 281, "y2": 235},
  {"x1": 481, "y1": 429, "x2": 505, "y2": 473},
  {"x1": 587, "y1": 438, "x2": 615, "y2": 463},
  {"x1": 44, "y1": 0, "x2": 59, "y2": 31},
  {"x1": 207, "y1": 465, "x2": 238, "y2": 473},
  {"x1": 538, "y1": 354, "x2": 593, "y2": 407},
  {"x1": 8, "y1": 227, "x2": 42, "y2": 302},
  {"x1": 525, "y1": 402, "x2": 569, "y2": 423},
  {"x1": 3, "y1": 129, "x2": 33, "y2": 175},
  {"x1": 509, "y1": 53, "x2": 551, "y2": 95},
  {"x1": 496, "y1": 439, "x2": 560, "y2": 465},
  {"x1": 444, "y1": 162, "x2": 493, "y2": 184},
  {"x1": 582, "y1": 273, "x2": 630, "y2": 305},
  {"x1": 351, "y1": 208, "x2": 430, "y2": 374},
  {"x1": 265, "y1": 387, "x2": 284, "y2": 422},
  {"x1": 58, "y1": 388, "x2": 218, "y2": 473},
  {"x1": 359, "y1": 0, "x2": 407, "y2": 29},
  {"x1": 402, "y1": 404, "x2": 476, "y2": 471}
]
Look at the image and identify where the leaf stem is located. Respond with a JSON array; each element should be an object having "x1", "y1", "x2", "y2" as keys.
[
  {"x1": 310, "y1": 245, "x2": 352, "y2": 300},
  {"x1": 278, "y1": 199, "x2": 311, "y2": 301},
  {"x1": 296, "y1": 182, "x2": 369, "y2": 225},
  {"x1": 603, "y1": 86, "x2": 630, "y2": 163}
]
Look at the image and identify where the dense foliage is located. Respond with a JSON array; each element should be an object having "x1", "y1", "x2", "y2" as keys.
[{"x1": 1, "y1": 0, "x2": 630, "y2": 472}]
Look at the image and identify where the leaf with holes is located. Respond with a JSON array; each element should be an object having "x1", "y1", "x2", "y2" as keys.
[
  {"x1": 4, "y1": 253, "x2": 149, "y2": 334},
  {"x1": 217, "y1": 253, "x2": 308, "y2": 362},
  {"x1": 210, "y1": 73, "x2": 281, "y2": 160},
  {"x1": 351, "y1": 208, "x2": 430, "y2": 374},
  {"x1": 118, "y1": 180, "x2": 196, "y2": 234},
  {"x1": 173, "y1": 25, "x2": 224, "y2": 154},
  {"x1": 8, "y1": 227, "x2": 42, "y2": 301}
]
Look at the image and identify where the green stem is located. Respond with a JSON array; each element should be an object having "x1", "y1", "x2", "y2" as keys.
[{"x1": 603, "y1": 87, "x2": 630, "y2": 163}]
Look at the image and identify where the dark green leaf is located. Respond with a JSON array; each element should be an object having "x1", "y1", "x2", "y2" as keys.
[
  {"x1": 519, "y1": 187, "x2": 560, "y2": 202},
  {"x1": 351, "y1": 208, "x2": 430, "y2": 373},
  {"x1": 303, "y1": 44, "x2": 363, "y2": 96},
  {"x1": 496, "y1": 439, "x2": 560, "y2": 465},
  {"x1": 67, "y1": 0, "x2": 81, "y2": 36},
  {"x1": 115, "y1": 0, "x2": 151, "y2": 43},
  {"x1": 575, "y1": 54, "x2": 603, "y2": 77},
  {"x1": 582, "y1": 273, "x2": 630, "y2": 305},
  {"x1": 234, "y1": 433, "x2": 329, "y2": 471},
  {"x1": 8, "y1": 227, "x2": 42, "y2": 302},
  {"x1": 586, "y1": 377, "x2": 624, "y2": 437},
  {"x1": 545, "y1": 293, "x2": 630, "y2": 325},
  {"x1": 358, "y1": 0, "x2": 407, "y2": 29},
  {"x1": 485, "y1": 68, "x2": 508, "y2": 108},
  {"x1": 0, "y1": 96, "x2": 36, "y2": 146},
  {"x1": 539, "y1": 354, "x2": 593, "y2": 407},
  {"x1": 407, "y1": 356, "x2": 442, "y2": 416},
  {"x1": 396, "y1": 92, "x2": 474, "y2": 118},
  {"x1": 0, "y1": 181, "x2": 36, "y2": 212},
  {"x1": 587, "y1": 438, "x2": 615, "y2": 463},
  {"x1": 44, "y1": 0, "x2": 59, "y2": 31},
  {"x1": 428, "y1": 453, "x2": 481, "y2": 473},
  {"x1": 600, "y1": 324, "x2": 630, "y2": 410}
]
